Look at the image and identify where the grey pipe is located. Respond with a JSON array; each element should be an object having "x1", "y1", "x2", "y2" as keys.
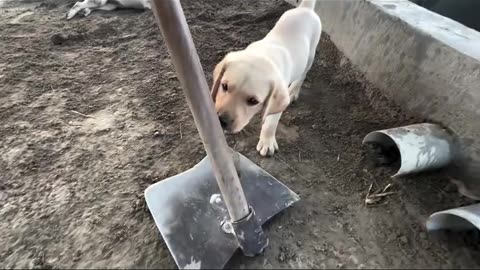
[
  {"x1": 363, "y1": 123, "x2": 454, "y2": 177},
  {"x1": 427, "y1": 204, "x2": 480, "y2": 232}
]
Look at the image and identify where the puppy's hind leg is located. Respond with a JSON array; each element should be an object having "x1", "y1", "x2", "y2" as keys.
[
  {"x1": 66, "y1": 1, "x2": 87, "y2": 20},
  {"x1": 142, "y1": 0, "x2": 152, "y2": 10},
  {"x1": 84, "y1": 4, "x2": 116, "y2": 17},
  {"x1": 257, "y1": 112, "x2": 283, "y2": 156},
  {"x1": 289, "y1": 77, "x2": 305, "y2": 103},
  {"x1": 95, "y1": 3, "x2": 118, "y2": 11},
  {"x1": 66, "y1": 0, "x2": 107, "y2": 20},
  {"x1": 290, "y1": 49, "x2": 316, "y2": 103},
  {"x1": 82, "y1": 3, "x2": 119, "y2": 19},
  {"x1": 83, "y1": 3, "x2": 117, "y2": 17}
]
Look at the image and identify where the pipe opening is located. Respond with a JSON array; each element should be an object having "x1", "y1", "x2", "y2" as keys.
[
  {"x1": 363, "y1": 132, "x2": 401, "y2": 171},
  {"x1": 428, "y1": 227, "x2": 480, "y2": 249},
  {"x1": 426, "y1": 206, "x2": 480, "y2": 248}
]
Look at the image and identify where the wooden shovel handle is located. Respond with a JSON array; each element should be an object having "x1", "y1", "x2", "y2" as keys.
[{"x1": 150, "y1": 0, "x2": 249, "y2": 221}]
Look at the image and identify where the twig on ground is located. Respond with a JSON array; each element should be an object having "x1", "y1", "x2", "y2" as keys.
[
  {"x1": 66, "y1": 121, "x2": 82, "y2": 127},
  {"x1": 351, "y1": 234, "x2": 366, "y2": 252},
  {"x1": 275, "y1": 154, "x2": 305, "y2": 180},
  {"x1": 159, "y1": 149, "x2": 172, "y2": 157},
  {"x1": 70, "y1": 110, "x2": 95, "y2": 119},
  {"x1": 365, "y1": 183, "x2": 396, "y2": 206},
  {"x1": 382, "y1": 183, "x2": 393, "y2": 193},
  {"x1": 292, "y1": 143, "x2": 307, "y2": 153},
  {"x1": 179, "y1": 124, "x2": 183, "y2": 140},
  {"x1": 368, "y1": 191, "x2": 396, "y2": 198}
]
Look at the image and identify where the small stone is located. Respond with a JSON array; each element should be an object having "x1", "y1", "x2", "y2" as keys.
[
  {"x1": 400, "y1": 235, "x2": 408, "y2": 244},
  {"x1": 294, "y1": 219, "x2": 305, "y2": 225},
  {"x1": 31, "y1": 258, "x2": 42, "y2": 267},
  {"x1": 312, "y1": 229, "x2": 321, "y2": 238},
  {"x1": 278, "y1": 252, "x2": 285, "y2": 262},
  {"x1": 419, "y1": 232, "x2": 427, "y2": 239},
  {"x1": 50, "y1": 33, "x2": 69, "y2": 45},
  {"x1": 296, "y1": 240, "x2": 303, "y2": 247}
]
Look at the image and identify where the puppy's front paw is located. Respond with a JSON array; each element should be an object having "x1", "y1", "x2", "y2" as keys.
[
  {"x1": 256, "y1": 136, "x2": 279, "y2": 157},
  {"x1": 66, "y1": 3, "x2": 79, "y2": 20},
  {"x1": 66, "y1": 10, "x2": 78, "y2": 20}
]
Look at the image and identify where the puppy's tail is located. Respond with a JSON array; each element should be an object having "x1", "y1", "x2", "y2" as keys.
[{"x1": 298, "y1": 0, "x2": 317, "y2": 10}]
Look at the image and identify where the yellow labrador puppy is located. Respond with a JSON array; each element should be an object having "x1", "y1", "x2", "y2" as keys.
[{"x1": 211, "y1": 0, "x2": 322, "y2": 156}]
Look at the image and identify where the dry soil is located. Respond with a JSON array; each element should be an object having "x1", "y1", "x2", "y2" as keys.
[{"x1": 1, "y1": 0, "x2": 480, "y2": 268}]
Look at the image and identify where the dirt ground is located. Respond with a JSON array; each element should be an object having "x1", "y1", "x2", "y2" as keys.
[{"x1": 1, "y1": 0, "x2": 480, "y2": 269}]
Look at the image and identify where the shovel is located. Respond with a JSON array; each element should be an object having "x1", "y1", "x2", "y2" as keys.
[{"x1": 144, "y1": 0, "x2": 300, "y2": 269}]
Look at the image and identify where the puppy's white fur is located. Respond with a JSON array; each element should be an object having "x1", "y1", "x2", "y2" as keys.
[
  {"x1": 211, "y1": 0, "x2": 322, "y2": 156},
  {"x1": 66, "y1": 0, "x2": 151, "y2": 20}
]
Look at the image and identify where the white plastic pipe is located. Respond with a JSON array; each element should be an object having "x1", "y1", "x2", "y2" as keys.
[
  {"x1": 363, "y1": 123, "x2": 454, "y2": 177},
  {"x1": 427, "y1": 204, "x2": 480, "y2": 231}
]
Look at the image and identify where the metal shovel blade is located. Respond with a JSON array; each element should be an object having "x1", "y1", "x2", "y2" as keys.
[{"x1": 145, "y1": 152, "x2": 300, "y2": 269}]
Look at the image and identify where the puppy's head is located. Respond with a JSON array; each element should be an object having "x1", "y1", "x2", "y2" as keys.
[{"x1": 211, "y1": 52, "x2": 290, "y2": 133}]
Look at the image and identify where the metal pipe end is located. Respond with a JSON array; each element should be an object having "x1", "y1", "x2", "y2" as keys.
[
  {"x1": 426, "y1": 204, "x2": 480, "y2": 232},
  {"x1": 363, "y1": 123, "x2": 454, "y2": 177},
  {"x1": 231, "y1": 207, "x2": 269, "y2": 257}
]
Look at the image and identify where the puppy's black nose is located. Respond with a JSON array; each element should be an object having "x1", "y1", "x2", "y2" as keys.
[{"x1": 218, "y1": 114, "x2": 231, "y2": 129}]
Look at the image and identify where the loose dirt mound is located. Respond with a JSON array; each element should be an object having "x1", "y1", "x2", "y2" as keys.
[{"x1": 1, "y1": 0, "x2": 479, "y2": 268}]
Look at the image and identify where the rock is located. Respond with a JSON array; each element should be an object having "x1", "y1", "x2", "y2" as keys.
[
  {"x1": 50, "y1": 33, "x2": 69, "y2": 45},
  {"x1": 314, "y1": 244, "x2": 327, "y2": 254}
]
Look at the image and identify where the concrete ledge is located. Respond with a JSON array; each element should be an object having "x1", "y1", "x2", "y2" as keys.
[{"x1": 286, "y1": 0, "x2": 480, "y2": 198}]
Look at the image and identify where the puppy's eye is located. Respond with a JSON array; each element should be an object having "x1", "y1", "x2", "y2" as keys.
[
  {"x1": 246, "y1": 97, "x2": 259, "y2": 106},
  {"x1": 221, "y1": 83, "x2": 228, "y2": 92}
]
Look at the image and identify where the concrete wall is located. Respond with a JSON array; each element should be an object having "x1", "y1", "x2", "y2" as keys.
[{"x1": 286, "y1": 0, "x2": 480, "y2": 198}]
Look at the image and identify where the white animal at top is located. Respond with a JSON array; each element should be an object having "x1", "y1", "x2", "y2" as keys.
[{"x1": 66, "y1": 0, "x2": 151, "y2": 20}]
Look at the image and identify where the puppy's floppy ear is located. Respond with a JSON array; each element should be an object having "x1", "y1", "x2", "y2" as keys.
[
  {"x1": 211, "y1": 59, "x2": 228, "y2": 102},
  {"x1": 262, "y1": 78, "x2": 290, "y2": 121}
]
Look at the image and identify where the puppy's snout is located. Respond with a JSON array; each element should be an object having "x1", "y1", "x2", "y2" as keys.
[{"x1": 218, "y1": 114, "x2": 232, "y2": 130}]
